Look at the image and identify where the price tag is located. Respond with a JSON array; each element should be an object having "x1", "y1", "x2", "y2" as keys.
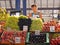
[
  {"x1": 50, "y1": 26, "x2": 55, "y2": 32},
  {"x1": 35, "y1": 30, "x2": 40, "y2": 35},
  {"x1": 23, "y1": 25, "x2": 28, "y2": 31},
  {"x1": 15, "y1": 37, "x2": 21, "y2": 43}
]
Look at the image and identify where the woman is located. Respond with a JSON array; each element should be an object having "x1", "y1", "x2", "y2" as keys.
[{"x1": 28, "y1": 4, "x2": 42, "y2": 19}]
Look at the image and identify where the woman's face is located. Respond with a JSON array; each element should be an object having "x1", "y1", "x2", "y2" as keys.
[{"x1": 31, "y1": 6, "x2": 37, "y2": 12}]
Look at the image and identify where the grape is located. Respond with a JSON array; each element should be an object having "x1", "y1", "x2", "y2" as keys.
[
  {"x1": 18, "y1": 16, "x2": 32, "y2": 31},
  {"x1": 5, "y1": 16, "x2": 19, "y2": 30},
  {"x1": 30, "y1": 18, "x2": 43, "y2": 31},
  {"x1": 29, "y1": 32, "x2": 46, "y2": 43}
]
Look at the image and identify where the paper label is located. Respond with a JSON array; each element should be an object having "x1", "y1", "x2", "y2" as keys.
[
  {"x1": 35, "y1": 30, "x2": 40, "y2": 35},
  {"x1": 15, "y1": 37, "x2": 21, "y2": 43},
  {"x1": 50, "y1": 26, "x2": 55, "y2": 32},
  {"x1": 23, "y1": 26, "x2": 28, "y2": 31}
]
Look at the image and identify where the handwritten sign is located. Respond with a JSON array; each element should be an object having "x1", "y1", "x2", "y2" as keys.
[
  {"x1": 23, "y1": 25, "x2": 28, "y2": 31},
  {"x1": 50, "y1": 26, "x2": 55, "y2": 32},
  {"x1": 15, "y1": 37, "x2": 21, "y2": 43},
  {"x1": 35, "y1": 30, "x2": 40, "y2": 35}
]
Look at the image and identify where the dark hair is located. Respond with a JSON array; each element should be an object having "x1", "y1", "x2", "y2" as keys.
[{"x1": 31, "y1": 4, "x2": 37, "y2": 7}]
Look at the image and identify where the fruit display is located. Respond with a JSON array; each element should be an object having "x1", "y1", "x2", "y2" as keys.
[
  {"x1": 50, "y1": 33, "x2": 60, "y2": 40},
  {"x1": 42, "y1": 20, "x2": 60, "y2": 32},
  {"x1": 42, "y1": 22, "x2": 50, "y2": 32},
  {"x1": 18, "y1": 15, "x2": 32, "y2": 31},
  {"x1": 0, "y1": 8, "x2": 60, "y2": 45},
  {"x1": 0, "y1": 8, "x2": 9, "y2": 28},
  {"x1": 30, "y1": 18, "x2": 43, "y2": 31},
  {"x1": 55, "y1": 23, "x2": 60, "y2": 32},
  {"x1": 1, "y1": 31, "x2": 27, "y2": 43},
  {"x1": 0, "y1": 8, "x2": 10, "y2": 22},
  {"x1": 50, "y1": 34, "x2": 60, "y2": 45},
  {"x1": 29, "y1": 32, "x2": 46, "y2": 43},
  {"x1": 50, "y1": 38, "x2": 60, "y2": 45},
  {"x1": 5, "y1": 16, "x2": 19, "y2": 30}
]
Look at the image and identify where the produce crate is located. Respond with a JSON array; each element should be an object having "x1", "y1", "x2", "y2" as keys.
[
  {"x1": 29, "y1": 32, "x2": 46, "y2": 43},
  {"x1": 26, "y1": 32, "x2": 49, "y2": 45}
]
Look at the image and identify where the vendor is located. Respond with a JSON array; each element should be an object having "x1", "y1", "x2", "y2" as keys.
[{"x1": 28, "y1": 4, "x2": 42, "y2": 19}]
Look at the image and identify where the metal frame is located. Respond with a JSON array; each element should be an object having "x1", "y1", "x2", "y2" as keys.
[
  {"x1": 21, "y1": 8, "x2": 60, "y2": 10},
  {"x1": 23, "y1": 0, "x2": 26, "y2": 15},
  {"x1": 9, "y1": 0, "x2": 12, "y2": 9},
  {"x1": 0, "y1": 0, "x2": 60, "y2": 15},
  {"x1": 16, "y1": 0, "x2": 20, "y2": 10},
  {"x1": 40, "y1": 0, "x2": 42, "y2": 8}
]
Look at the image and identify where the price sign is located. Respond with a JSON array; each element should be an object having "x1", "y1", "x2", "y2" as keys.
[
  {"x1": 50, "y1": 26, "x2": 55, "y2": 32},
  {"x1": 35, "y1": 30, "x2": 40, "y2": 35},
  {"x1": 15, "y1": 37, "x2": 21, "y2": 43},
  {"x1": 23, "y1": 25, "x2": 28, "y2": 31}
]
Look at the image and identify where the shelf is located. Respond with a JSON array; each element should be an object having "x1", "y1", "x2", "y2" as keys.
[
  {"x1": 0, "y1": 42, "x2": 25, "y2": 45},
  {"x1": 25, "y1": 42, "x2": 49, "y2": 45},
  {"x1": 30, "y1": 31, "x2": 60, "y2": 33}
]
